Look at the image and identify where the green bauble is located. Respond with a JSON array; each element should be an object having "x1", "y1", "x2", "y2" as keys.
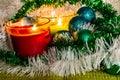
[
  {"x1": 105, "y1": 64, "x2": 120, "y2": 75},
  {"x1": 52, "y1": 30, "x2": 73, "y2": 46},
  {"x1": 77, "y1": 29, "x2": 93, "y2": 42},
  {"x1": 102, "y1": 60, "x2": 120, "y2": 75}
]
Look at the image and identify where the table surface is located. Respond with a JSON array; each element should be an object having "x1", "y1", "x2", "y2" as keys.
[{"x1": 0, "y1": 71, "x2": 120, "y2": 80}]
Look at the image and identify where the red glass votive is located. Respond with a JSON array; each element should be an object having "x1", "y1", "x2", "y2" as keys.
[{"x1": 6, "y1": 18, "x2": 51, "y2": 57}]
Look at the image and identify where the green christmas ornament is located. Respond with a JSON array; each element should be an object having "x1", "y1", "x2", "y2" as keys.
[
  {"x1": 77, "y1": 29, "x2": 93, "y2": 42},
  {"x1": 101, "y1": 61, "x2": 120, "y2": 75},
  {"x1": 105, "y1": 64, "x2": 120, "y2": 75},
  {"x1": 52, "y1": 30, "x2": 73, "y2": 46}
]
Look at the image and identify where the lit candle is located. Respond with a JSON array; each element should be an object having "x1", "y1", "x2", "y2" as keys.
[
  {"x1": 49, "y1": 13, "x2": 74, "y2": 34},
  {"x1": 58, "y1": 17, "x2": 62, "y2": 26},
  {"x1": 39, "y1": 5, "x2": 75, "y2": 35},
  {"x1": 5, "y1": 17, "x2": 51, "y2": 57}
]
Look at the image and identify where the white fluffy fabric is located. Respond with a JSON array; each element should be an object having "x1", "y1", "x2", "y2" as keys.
[
  {"x1": 0, "y1": 0, "x2": 23, "y2": 51},
  {"x1": 0, "y1": 0, "x2": 23, "y2": 23}
]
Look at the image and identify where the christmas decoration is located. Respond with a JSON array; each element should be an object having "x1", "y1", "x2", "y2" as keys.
[
  {"x1": 0, "y1": 51, "x2": 28, "y2": 66},
  {"x1": 101, "y1": 36, "x2": 120, "y2": 75},
  {"x1": 0, "y1": 0, "x2": 120, "y2": 78},
  {"x1": 36, "y1": 4, "x2": 75, "y2": 35},
  {"x1": 6, "y1": 17, "x2": 51, "y2": 57},
  {"x1": 69, "y1": 16, "x2": 88, "y2": 32},
  {"x1": 77, "y1": 6, "x2": 96, "y2": 22},
  {"x1": 77, "y1": 29, "x2": 93, "y2": 42},
  {"x1": 102, "y1": 62, "x2": 120, "y2": 75},
  {"x1": 49, "y1": 12, "x2": 74, "y2": 35},
  {"x1": 52, "y1": 30, "x2": 73, "y2": 47}
]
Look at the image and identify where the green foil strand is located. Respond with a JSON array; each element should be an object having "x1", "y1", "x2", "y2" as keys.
[
  {"x1": 11, "y1": 1, "x2": 34, "y2": 21},
  {"x1": 0, "y1": 51, "x2": 28, "y2": 66}
]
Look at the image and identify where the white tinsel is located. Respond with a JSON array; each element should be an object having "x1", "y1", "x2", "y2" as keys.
[
  {"x1": 80, "y1": 23, "x2": 94, "y2": 31},
  {"x1": 0, "y1": 56, "x2": 49, "y2": 77},
  {"x1": 28, "y1": 55, "x2": 49, "y2": 75},
  {"x1": 44, "y1": 38, "x2": 108, "y2": 76},
  {"x1": 104, "y1": 36, "x2": 120, "y2": 69},
  {"x1": 0, "y1": 37, "x2": 108, "y2": 76},
  {"x1": 0, "y1": 36, "x2": 120, "y2": 76}
]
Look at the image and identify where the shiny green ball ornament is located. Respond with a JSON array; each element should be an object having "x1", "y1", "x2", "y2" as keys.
[
  {"x1": 105, "y1": 64, "x2": 120, "y2": 75},
  {"x1": 102, "y1": 60, "x2": 120, "y2": 75},
  {"x1": 77, "y1": 6, "x2": 96, "y2": 22},
  {"x1": 69, "y1": 16, "x2": 88, "y2": 33},
  {"x1": 77, "y1": 29, "x2": 93, "y2": 42}
]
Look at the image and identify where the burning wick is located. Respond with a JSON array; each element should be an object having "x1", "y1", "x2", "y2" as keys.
[
  {"x1": 32, "y1": 24, "x2": 37, "y2": 31},
  {"x1": 58, "y1": 17, "x2": 62, "y2": 26}
]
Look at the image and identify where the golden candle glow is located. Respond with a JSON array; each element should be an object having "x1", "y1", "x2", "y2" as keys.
[
  {"x1": 51, "y1": 18, "x2": 56, "y2": 23},
  {"x1": 38, "y1": 5, "x2": 75, "y2": 35},
  {"x1": 32, "y1": 24, "x2": 37, "y2": 31},
  {"x1": 49, "y1": 13, "x2": 74, "y2": 34},
  {"x1": 57, "y1": 17, "x2": 62, "y2": 26},
  {"x1": 21, "y1": 19, "x2": 24, "y2": 26}
]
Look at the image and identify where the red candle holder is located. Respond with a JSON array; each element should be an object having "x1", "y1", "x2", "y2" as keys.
[{"x1": 6, "y1": 18, "x2": 51, "y2": 57}]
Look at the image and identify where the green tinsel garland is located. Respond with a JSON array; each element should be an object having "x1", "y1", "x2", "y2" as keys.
[
  {"x1": 1, "y1": 0, "x2": 120, "y2": 66},
  {"x1": 0, "y1": 51, "x2": 28, "y2": 66}
]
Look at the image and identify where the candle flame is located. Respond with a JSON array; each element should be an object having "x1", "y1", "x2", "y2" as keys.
[
  {"x1": 32, "y1": 24, "x2": 37, "y2": 31},
  {"x1": 21, "y1": 19, "x2": 24, "y2": 26},
  {"x1": 58, "y1": 17, "x2": 62, "y2": 26}
]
